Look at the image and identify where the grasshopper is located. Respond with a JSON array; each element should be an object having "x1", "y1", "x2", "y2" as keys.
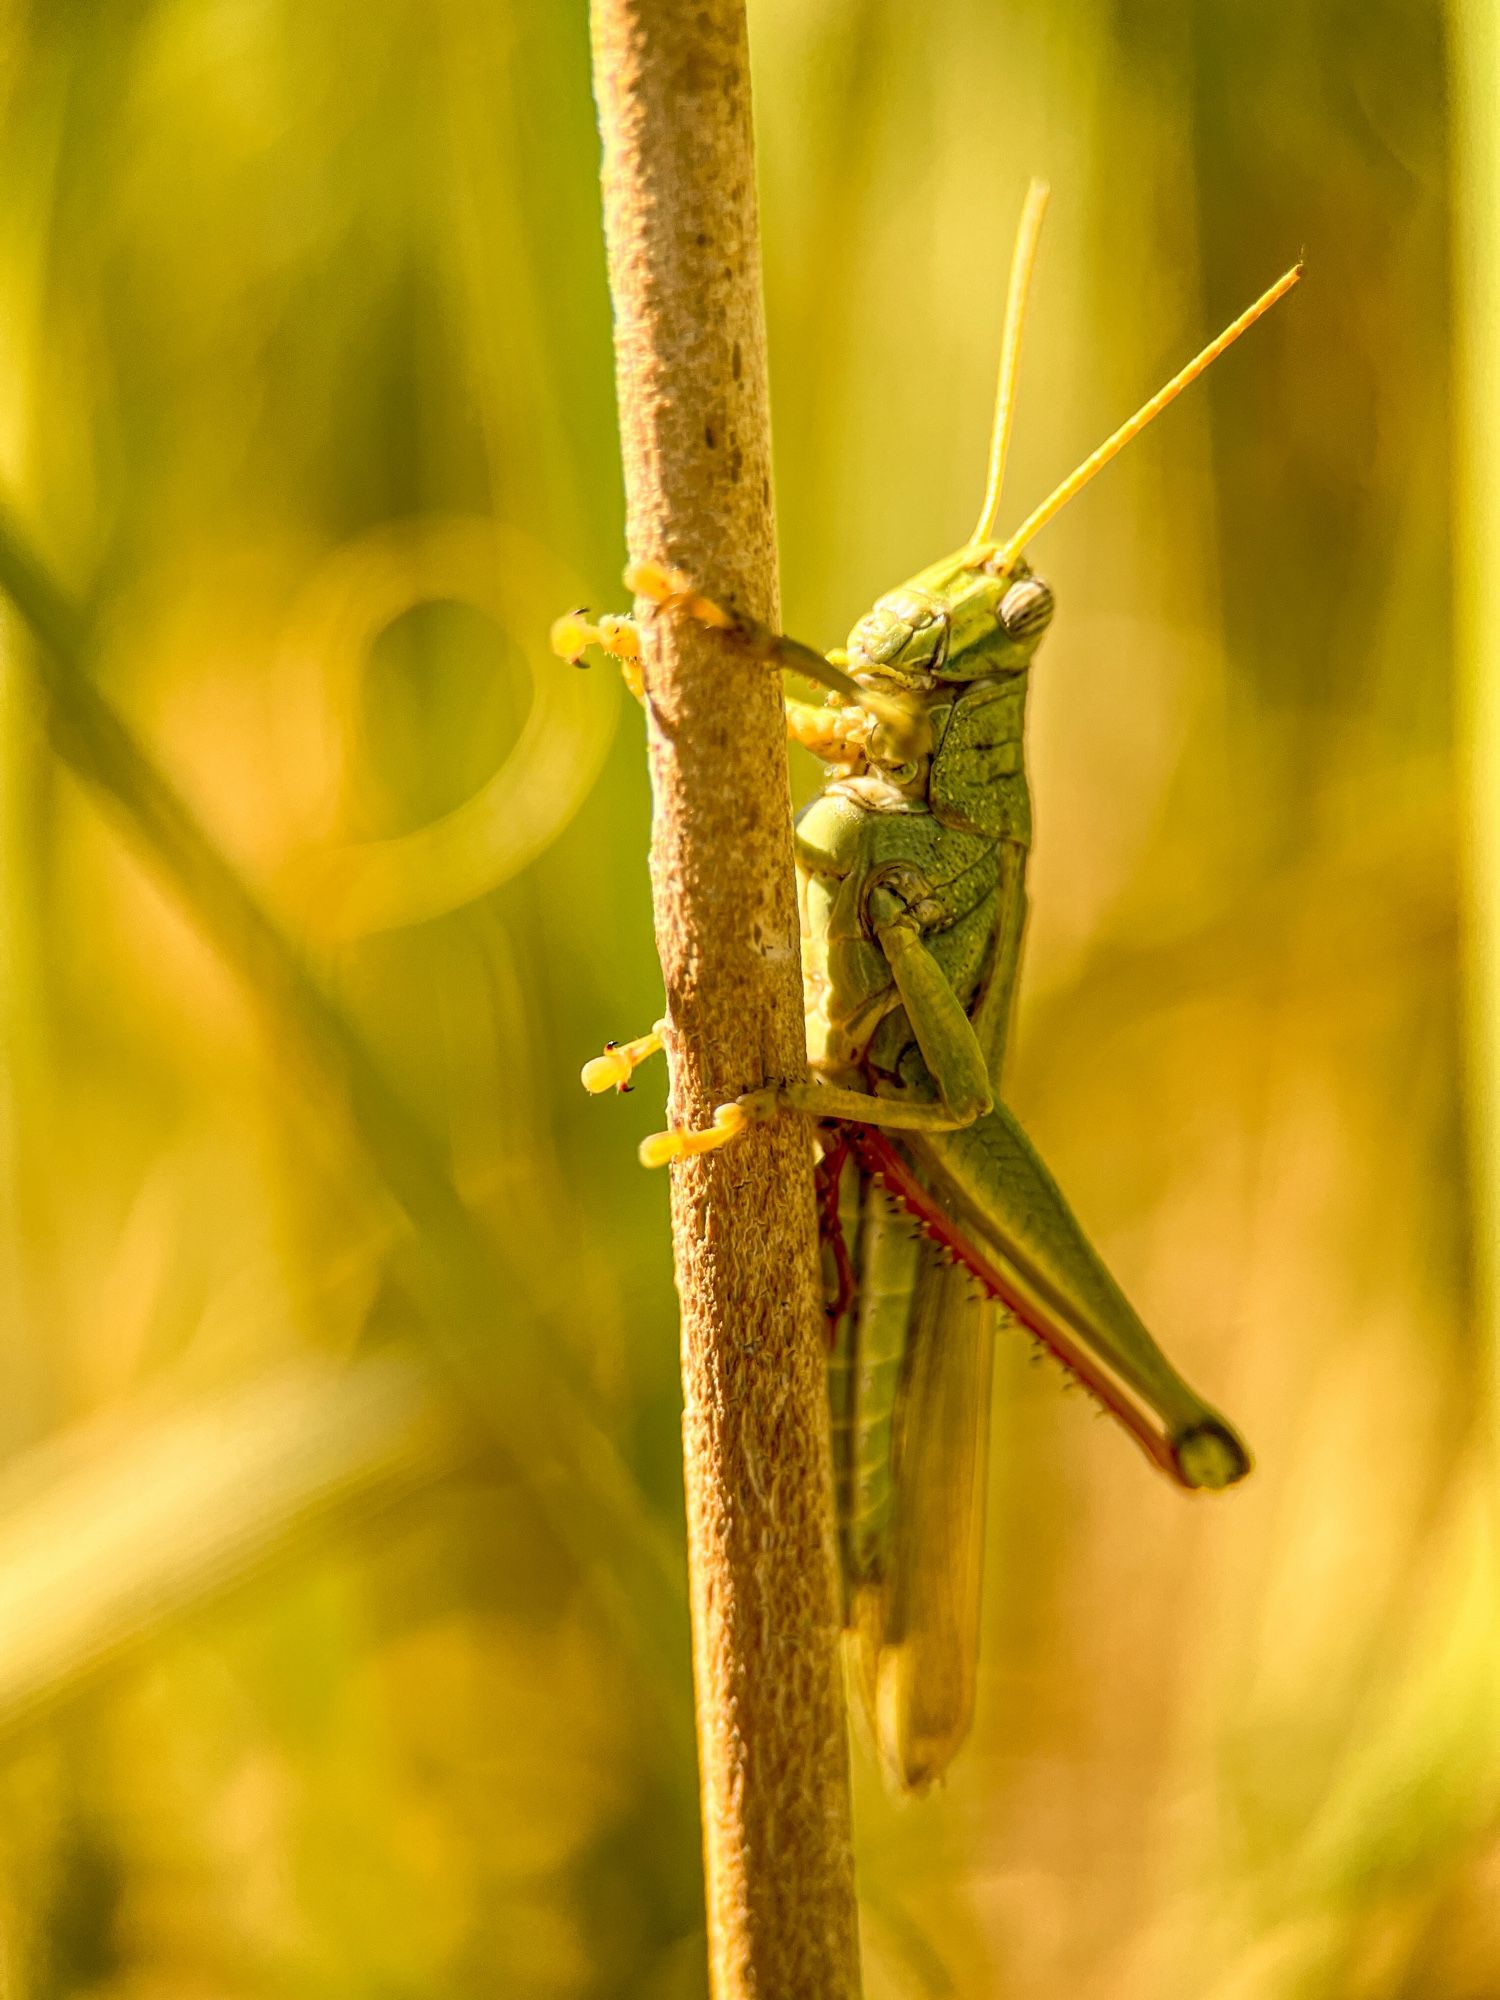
[{"x1": 558, "y1": 185, "x2": 1299, "y2": 1790}]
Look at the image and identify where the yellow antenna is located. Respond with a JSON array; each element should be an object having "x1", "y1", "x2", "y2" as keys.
[
  {"x1": 970, "y1": 179, "x2": 1051, "y2": 545},
  {"x1": 985, "y1": 261, "x2": 1302, "y2": 571}
]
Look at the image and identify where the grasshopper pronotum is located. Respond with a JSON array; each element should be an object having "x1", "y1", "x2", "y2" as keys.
[{"x1": 559, "y1": 184, "x2": 1299, "y2": 1790}]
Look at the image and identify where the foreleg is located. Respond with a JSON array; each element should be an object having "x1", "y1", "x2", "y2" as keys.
[{"x1": 638, "y1": 886, "x2": 991, "y2": 1165}]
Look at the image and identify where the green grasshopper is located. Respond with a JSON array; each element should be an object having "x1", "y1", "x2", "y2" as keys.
[{"x1": 558, "y1": 184, "x2": 1299, "y2": 1790}]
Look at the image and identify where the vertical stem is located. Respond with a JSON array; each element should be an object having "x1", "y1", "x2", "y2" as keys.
[
  {"x1": 1454, "y1": 0, "x2": 1500, "y2": 1478},
  {"x1": 589, "y1": 4, "x2": 861, "y2": 1995}
]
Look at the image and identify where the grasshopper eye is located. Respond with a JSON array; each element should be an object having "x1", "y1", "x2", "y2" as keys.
[{"x1": 999, "y1": 576, "x2": 1053, "y2": 641}]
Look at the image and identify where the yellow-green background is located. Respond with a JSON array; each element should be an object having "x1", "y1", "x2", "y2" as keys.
[{"x1": 0, "y1": 0, "x2": 1488, "y2": 1995}]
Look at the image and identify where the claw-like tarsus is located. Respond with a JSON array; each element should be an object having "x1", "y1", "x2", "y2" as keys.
[
  {"x1": 550, "y1": 608, "x2": 645, "y2": 699},
  {"x1": 581, "y1": 1022, "x2": 666, "y2": 1095},
  {"x1": 639, "y1": 1100, "x2": 755, "y2": 1169}
]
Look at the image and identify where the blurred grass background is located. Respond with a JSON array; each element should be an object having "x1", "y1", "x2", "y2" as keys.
[{"x1": 0, "y1": 0, "x2": 1485, "y2": 1995}]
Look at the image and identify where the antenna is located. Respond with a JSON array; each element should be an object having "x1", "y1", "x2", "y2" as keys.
[
  {"x1": 969, "y1": 179, "x2": 1051, "y2": 546},
  {"x1": 983, "y1": 261, "x2": 1302, "y2": 571}
]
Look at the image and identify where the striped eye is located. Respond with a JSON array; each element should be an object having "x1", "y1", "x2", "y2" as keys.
[{"x1": 999, "y1": 576, "x2": 1054, "y2": 640}]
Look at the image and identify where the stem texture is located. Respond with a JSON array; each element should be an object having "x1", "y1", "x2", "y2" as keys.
[{"x1": 589, "y1": 3, "x2": 861, "y2": 1993}]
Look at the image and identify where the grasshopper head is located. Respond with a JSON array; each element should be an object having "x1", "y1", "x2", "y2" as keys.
[
  {"x1": 843, "y1": 551, "x2": 1054, "y2": 691},
  {"x1": 840, "y1": 190, "x2": 1297, "y2": 725}
]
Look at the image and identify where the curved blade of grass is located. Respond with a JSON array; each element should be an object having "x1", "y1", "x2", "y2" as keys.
[
  {"x1": 0, "y1": 504, "x2": 689, "y2": 1708},
  {"x1": 0, "y1": 1349, "x2": 459, "y2": 1735}
]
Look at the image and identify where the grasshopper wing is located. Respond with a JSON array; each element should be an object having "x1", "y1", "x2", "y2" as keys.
[{"x1": 859, "y1": 1244, "x2": 997, "y2": 1793}]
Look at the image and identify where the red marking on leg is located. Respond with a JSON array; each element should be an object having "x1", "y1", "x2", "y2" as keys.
[
  {"x1": 847, "y1": 1128, "x2": 996, "y2": 1287},
  {"x1": 815, "y1": 1127, "x2": 856, "y2": 1345},
  {"x1": 844, "y1": 1127, "x2": 1176, "y2": 1479}
]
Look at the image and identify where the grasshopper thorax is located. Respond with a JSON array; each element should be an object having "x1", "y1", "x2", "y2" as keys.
[{"x1": 843, "y1": 550, "x2": 1054, "y2": 692}]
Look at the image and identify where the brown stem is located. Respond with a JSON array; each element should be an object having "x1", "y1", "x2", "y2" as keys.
[{"x1": 589, "y1": 3, "x2": 861, "y2": 1994}]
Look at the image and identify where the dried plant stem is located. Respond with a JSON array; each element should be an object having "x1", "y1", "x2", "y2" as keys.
[{"x1": 590, "y1": 2, "x2": 860, "y2": 1994}]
